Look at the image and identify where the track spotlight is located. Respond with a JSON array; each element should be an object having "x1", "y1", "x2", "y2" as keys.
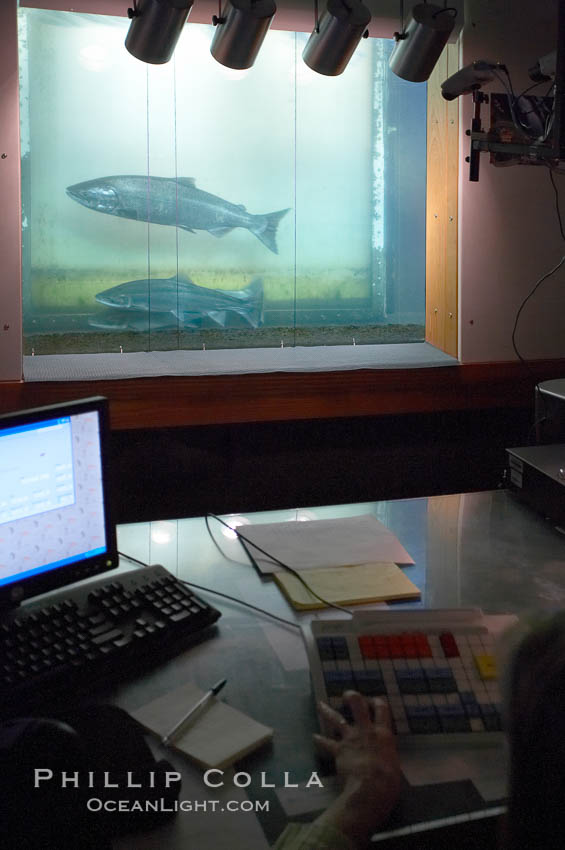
[
  {"x1": 302, "y1": 0, "x2": 371, "y2": 77},
  {"x1": 125, "y1": 0, "x2": 193, "y2": 65},
  {"x1": 389, "y1": 3, "x2": 456, "y2": 83},
  {"x1": 210, "y1": 0, "x2": 277, "y2": 71}
]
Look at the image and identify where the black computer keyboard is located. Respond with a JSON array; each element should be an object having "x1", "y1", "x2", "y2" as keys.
[{"x1": 0, "y1": 565, "x2": 221, "y2": 717}]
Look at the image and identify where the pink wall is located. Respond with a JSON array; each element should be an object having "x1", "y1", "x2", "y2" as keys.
[
  {"x1": 0, "y1": 1, "x2": 22, "y2": 381},
  {"x1": 18, "y1": 0, "x2": 400, "y2": 38},
  {"x1": 459, "y1": 0, "x2": 565, "y2": 363}
]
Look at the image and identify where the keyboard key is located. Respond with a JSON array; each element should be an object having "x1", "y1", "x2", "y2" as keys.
[
  {"x1": 425, "y1": 667, "x2": 458, "y2": 693},
  {"x1": 358, "y1": 636, "x2": 376, "y2": 658},
  {"x1": 332, "y1": 637, "x2": 350, "y2": 660},
  {"x1": 480, "y1": 704, "x2": 502, "y2": 730},
  {"x1": 317, "y1": 637, "x2": 336, "y2": 661},
  {"x1": 92, "y1": 627, "x2": 124, "y2": 646},
  {"x1": 414, "y1": 634, "x2": 432, "y2": 657},
  {"x1": 388, "y1": 636, "x2": 404, "y2": 658},
  {"x1": 323, "y1": 670, "x2": 355, "y2": 696},
  {"x1": 395, "y1": 668, "x2": 429, "y2": 694},
  {"x1": 353, "y1": 670, "x2": 387, "y2": 696},
  {"x1": 405, "y1": 705, "x2": 441, "y2": 734},
  {"x1": 437, "y1": 704, "x2": 471, "y2": 733},
  {"x1": 439, "y1": 632, "x2": 459, "y2": 658},
  {"x1": 475, "y1": 654, "x2": 498, "y2": 679}
]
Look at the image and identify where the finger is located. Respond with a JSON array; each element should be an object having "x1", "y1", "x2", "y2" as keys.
[
  {"x1": 371, "y1": 699, "x2": 399, "y2": 756},
  {"x1": 371, "y1": 698, "x2": 393, "y2": 730},
  {"x1": 318, "y1": 700, "x2": 348, "y2": 732},
  {"x1": 342, "y1": 690, "x2": 372, "y2": 728},
  {"x1": 312, "y1": 732, "x2": 339, "y2": 758}
]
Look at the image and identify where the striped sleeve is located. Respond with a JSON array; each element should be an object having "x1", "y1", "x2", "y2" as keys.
[{"x1": 272, "y1": 822, "x2": 353, "y2": 850}]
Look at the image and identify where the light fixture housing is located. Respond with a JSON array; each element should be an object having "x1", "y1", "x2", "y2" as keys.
[
  {"x1": 302, "y1": 0, "x2": 371, "y2": 77},
  {"x1": 125, "y1": 0, "x2": 193, "y2": 65},
  {"x1": 389, "y1": 3, "x2": 455, "y2": 83},
  {"x1": 210, "y1": 0, "x2": 277, "y2": 71}
]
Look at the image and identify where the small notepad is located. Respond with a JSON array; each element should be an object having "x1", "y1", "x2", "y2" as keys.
[
  {"x1": 273, "y1": 562, "x2": 421, "y2": 610},
  {"x1": 132, "y1": 681, "x2": 273, "y2": 769}
]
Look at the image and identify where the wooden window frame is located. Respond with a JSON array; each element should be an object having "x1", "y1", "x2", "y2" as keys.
[{"x1": 426, "y1": 41, "x2": 459, "y2": 358}]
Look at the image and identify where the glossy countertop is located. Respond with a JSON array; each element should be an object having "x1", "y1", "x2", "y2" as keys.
[
  {"x1": 117, "y1": 489, "x2": 565, "y2": 621},
  {"x1": 110, "y1": 490, "x2": 565, "y2": 849}
]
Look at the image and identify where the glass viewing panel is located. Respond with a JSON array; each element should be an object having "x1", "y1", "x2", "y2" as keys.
[{"x1": 18, "y1": 9, "x2": 427, "y2": 355}]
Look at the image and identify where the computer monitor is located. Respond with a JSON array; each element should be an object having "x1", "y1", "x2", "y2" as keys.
[{"x1": 0, "y1": 396, "x2": 118, "y2": 609}]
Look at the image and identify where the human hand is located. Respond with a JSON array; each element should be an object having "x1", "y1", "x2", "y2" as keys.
[{"x1": 313, "y1": 691, "x2": 401, "y2": 847}]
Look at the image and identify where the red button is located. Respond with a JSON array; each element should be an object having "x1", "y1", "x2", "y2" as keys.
[
  {"x1": 358, "y1": 636, "x2": 375, "y2": 658},
  {"x1": 414, "y1": 634, "x2": 432, "y2": 657},
  {"x1": 439, "y1": 632, "x2": 459, "y2": 658}
]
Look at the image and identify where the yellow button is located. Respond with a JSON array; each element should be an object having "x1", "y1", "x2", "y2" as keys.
[{"x1": 474, "y1": 654, "x2": 497, "y2": 679}]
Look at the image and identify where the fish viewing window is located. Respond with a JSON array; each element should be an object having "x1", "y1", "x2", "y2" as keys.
[{"x1": 18, "y1": 7, "x2": 428, "y2": 360}]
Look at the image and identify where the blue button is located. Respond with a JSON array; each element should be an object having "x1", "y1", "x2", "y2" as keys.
[
  {"x1": 405, "y1": 705, "x2": 441, "y2": 734},
  {"x1": 354, "y1": 670, "x2": 386, "y2": 696},
  {"x1": 323, "y1": 670, "x2": 355, "y2": 696},
  {"x1": 316, "y1": 637, "x2": 335, "y2": 661},
  {"x1": 437, "y1": 705, "x2": 471, "y2": 732},
  {"x1": 395, "y1": 669, "x2": 429, "y2": 694},
  {"x1": 332, "y1": 637, "x2": 350, "y2": 660},
  {"x1": 425, "y1": 668, "x2": 457, "y2": 693}
]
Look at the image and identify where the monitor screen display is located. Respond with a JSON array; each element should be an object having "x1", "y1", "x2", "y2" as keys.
[{"x1": 0, "y1": 397, "x2": 117, "y2": 606}]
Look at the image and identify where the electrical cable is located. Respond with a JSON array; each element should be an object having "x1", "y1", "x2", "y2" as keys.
[
  {"x1": 548, "y1": 166, "x2": 565, "y2": 241},
  {"x1": 543, "y1": 107, "x2": 555, "y2": 144},
  {"x1": 526, "y1": 169, "x2": 565, "y2": 438},
  {"x1": 508, "y1": 170, "x2": 565, "y2": 443},
  {"x1": 510, "y1": 254, "x2": 565, "y2": 442},
  {"x1": 118, "y1": 550, "x2": 148, "y2": 567},
  {"x1": 514, "y1": 82, "x2": 553, "y2": 139},
  {"x1": 206, "y1": 513, "x2": 353, "y2": 615},
  {"x1": 545, "y1": 80, "x2": 557, "y2": 98},
  {"x1": 536, "y1": 81, "x2": 557, "y2": 144},
  {"x1": 516, "y1": 80, "x2": 545, "y2": 100},
  {"x1": 118, "y1": 549, "x2": 302, "y2": 629},
  {"x1": 527, "y1": 414, "x2": 549, "y2": 445},
  {"x1": 494, "y1": 67, "x2": 554, "y2": 142},
  {"x1": 511, "y1": 256, "x2": 565, "y2": 366},
  {"x1": 204, "y1": 514, "x2": 250, "y2": 566},
  {"x1": 493, "y1": 67, "x2": 539, "y2": 138},
  {"x1": 178, "y1": 578, "x2": 302, "y2": 629}
]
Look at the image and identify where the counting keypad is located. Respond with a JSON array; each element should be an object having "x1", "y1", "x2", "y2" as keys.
[{"x1": 309, "y1": 615, "x2": 503, "y2": 738}]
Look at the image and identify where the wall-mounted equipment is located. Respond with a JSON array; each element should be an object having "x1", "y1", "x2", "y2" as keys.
[{"x1": 441, "y1": 0, "x2": 565, "y2": 181}]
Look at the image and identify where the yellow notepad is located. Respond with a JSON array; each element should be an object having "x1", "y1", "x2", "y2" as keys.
[
  {"x1": 132, "y1": 681, "x2": 273, "y2": 769},
  {"x1": 273, "y1": 562, "x2": 420, "y2": 610}
]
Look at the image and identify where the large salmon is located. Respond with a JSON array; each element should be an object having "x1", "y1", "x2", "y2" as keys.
[{"x1": 66, "y1": 175, "x2": 290, "y2": 254}]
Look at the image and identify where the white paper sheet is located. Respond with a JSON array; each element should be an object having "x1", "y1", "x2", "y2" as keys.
[{"x1": 239, "y1": 515, "x2": 415, "y2": 574}]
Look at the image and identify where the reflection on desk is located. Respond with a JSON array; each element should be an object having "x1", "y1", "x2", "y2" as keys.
[{"x1": 111, "y1": 490, "x2": 565, "y2": 847}]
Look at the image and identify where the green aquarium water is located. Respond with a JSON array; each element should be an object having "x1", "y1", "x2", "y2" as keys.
[{"x1": 18, "y1": 8, "x2": 427, "y2": 355}]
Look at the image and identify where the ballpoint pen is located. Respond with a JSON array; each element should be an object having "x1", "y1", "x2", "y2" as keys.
[{"x1": 161, "y1": 678, "x2": 228, "y2": 747}]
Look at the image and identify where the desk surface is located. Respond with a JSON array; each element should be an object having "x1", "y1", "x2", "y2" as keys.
[{"x1": 106, "y1": 490, "x2": 565, "y2": 848}]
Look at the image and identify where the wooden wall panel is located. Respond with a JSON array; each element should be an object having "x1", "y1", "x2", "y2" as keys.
[
  {"x1": 1, "y1": 358, "x2": 565, "y2": 430},
  {"x1": 426, "y1": 42, "x2": 459, "y2": 357}
]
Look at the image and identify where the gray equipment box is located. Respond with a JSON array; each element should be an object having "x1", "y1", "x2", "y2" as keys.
[{"x1": 506, "y1": 443, "x2": 565, "y2": 527}]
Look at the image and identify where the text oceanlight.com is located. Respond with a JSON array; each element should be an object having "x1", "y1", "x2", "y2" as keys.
[{"x1": 86, "y1": 799, "x2": 270, "y2": 813}]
